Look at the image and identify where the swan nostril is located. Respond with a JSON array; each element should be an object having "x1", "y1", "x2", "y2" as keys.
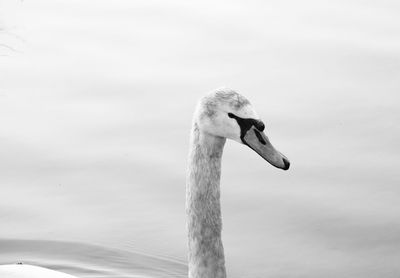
[
  {"x1": 282, "y1": 158, "x2": 290, "y2": 170},
  {"x1": 253, "y1": 130, "x2": 266, "y2": 145}
]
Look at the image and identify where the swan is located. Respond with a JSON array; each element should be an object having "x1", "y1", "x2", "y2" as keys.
[
  {"x1": 0, "y1": 88, "x2": 290, "y2": 278},
  {"x1": 0, "y1": 264, "x2": 77, "y2": 278},
  {"x1": 186, "y1": 88, "x2": 289, "y2": 278}
]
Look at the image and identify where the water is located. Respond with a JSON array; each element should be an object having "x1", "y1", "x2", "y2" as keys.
[
  {"x1": 1, "y1": 0, "x2": 400, "y2": 277},
  {"x1": 0, "y1": 239, "x2": 187, "y2": 277}
]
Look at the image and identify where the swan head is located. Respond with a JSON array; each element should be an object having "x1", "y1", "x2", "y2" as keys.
[{"x1": 194, "y1": 88, "x2": 290, "y2": 170}]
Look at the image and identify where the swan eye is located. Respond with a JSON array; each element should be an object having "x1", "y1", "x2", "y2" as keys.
[
  {"x1": 228, "y1": 113, "x2": 265, "y2": 131},
  {"x1": 227, "y1": 112, "x2": 266, "y2": 144}
]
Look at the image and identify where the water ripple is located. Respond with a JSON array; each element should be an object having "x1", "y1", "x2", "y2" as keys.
[{"x1": 0, "y1": 239, "x2": 187, "y2": 278}]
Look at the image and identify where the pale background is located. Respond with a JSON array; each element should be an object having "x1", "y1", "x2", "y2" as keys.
[{"x1": 0, "y1": 1, "x2": 399, "y2": 277}]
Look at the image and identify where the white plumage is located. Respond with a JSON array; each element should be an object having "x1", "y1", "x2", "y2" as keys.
[{"x1": 0, "y1": 265, "x2": 77, "y2": 278}]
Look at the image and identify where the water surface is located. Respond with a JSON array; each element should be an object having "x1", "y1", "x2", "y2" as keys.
[{"x1": 1, "y1": 1, "x2": 400, "y2": 277}]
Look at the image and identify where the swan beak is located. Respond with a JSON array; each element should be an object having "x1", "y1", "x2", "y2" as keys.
[{"x1": 243, "y1": 127, "x2": 290, "y2": 170}]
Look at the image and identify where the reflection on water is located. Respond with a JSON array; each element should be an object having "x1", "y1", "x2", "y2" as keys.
[{"x1": 0, "y1": 239, "x2": 186, "y2": 278}]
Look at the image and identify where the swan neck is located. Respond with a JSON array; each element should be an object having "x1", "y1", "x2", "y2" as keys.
[{"x1": 186, "y1": 123, "x2": 227, "y2": 278}]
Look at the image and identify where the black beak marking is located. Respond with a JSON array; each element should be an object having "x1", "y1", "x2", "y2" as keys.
[
  {"x1": 255, "y1": 121, "x2": 265, "y2": 132},
  {"x1": 228, "y1": 112, "x2": 266, "y2": 145}
]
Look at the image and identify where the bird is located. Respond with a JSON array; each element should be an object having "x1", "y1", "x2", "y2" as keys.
[
  {"x1": 0, "y1": 88, "x2": 290, "y2": 278},
  {"x1": 186, "y1": 88, "x2": 289, "y2": 278},
  {"x1": 0, "y1": 264, "x2": 77, "y2": 278}
]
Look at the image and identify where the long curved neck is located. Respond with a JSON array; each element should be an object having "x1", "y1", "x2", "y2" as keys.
[{"x1": 186, "y1": 123, "x2": 227, "y2": 278}]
